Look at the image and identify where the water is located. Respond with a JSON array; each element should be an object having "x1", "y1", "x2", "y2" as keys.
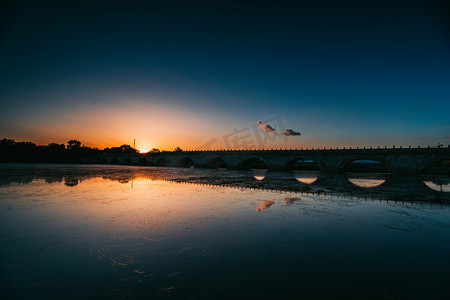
[{"x1": 0, "y1": 164, "x2": 449, "y2": 299}]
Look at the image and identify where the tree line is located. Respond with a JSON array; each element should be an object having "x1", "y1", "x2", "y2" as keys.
[{"x1": 0, "y1": 138, "x2": 139, "y2": 163}]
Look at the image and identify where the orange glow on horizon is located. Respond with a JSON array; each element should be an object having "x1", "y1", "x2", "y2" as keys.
[
  {"x1": 6, "y1": 97, "x2": 359, "y2": 151},
  {"x1": 3, "y1": 98, "x2": 349, "y2": 151},
  {"x1": 5, "y1": 98, "x2": 318, "y2": 151}
]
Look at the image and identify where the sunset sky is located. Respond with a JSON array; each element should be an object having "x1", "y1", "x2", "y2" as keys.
[{"x1": 1, "y1": 0, "x2": 449, "y2": 151}]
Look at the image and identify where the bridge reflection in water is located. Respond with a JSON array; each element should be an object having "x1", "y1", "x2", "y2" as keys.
[
  {"x1": 1, "y1": 164, "x2": 448, "y2": 203},
  {"x1": 252, "y1": 169, "x2": 267, "y2": 180},
  {"x1": 293, "y1": 170, "x2": 320, "y2": 184},
  {"x1": 424, "y1": 180, "x2": 450, "y2": 193},
  {"x1": 347, "y1": 175, "x2": 386, "y2": 188}
]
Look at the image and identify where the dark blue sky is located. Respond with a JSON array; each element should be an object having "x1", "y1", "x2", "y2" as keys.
[{"x1": 1, "y1": 0, "x2": 449, "y2": 150}]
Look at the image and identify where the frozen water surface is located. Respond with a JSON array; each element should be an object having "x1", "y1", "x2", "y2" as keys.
[{"x1": 0, "y1": 164, "x2": 449, "y2": 298}]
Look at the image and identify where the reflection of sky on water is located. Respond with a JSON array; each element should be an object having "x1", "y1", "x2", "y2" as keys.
[
  {"x1": 0, "y1": 165, "x2": 450, "y2": 298},
  {"x1": 296, "y1": 177, "x2": 317, "y2": 184},
  {"x1": 423, "y1": 181, "x2": 450, "y2": 193},
  {"x1": 252, "y1": 169, "x2": 267, "y2": 181},
  {"x1": 348, "y1": 178, "x2": 386, "y2": 188},
  {"x1": 293, "y1": 171, "x2": 320, "y2": 184}
]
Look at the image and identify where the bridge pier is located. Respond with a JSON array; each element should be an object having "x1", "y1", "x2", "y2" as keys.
[{"x1": 320, "y1": 166, "x2": 341, "y2": 173}]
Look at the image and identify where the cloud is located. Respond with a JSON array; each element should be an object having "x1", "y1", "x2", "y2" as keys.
[
  {"x1": 256, "y1": 200, "x2": 275, "y2": 212},
  {"x1": 257, "y1": 121, "x2": 276, "y2": 133},
  {"x1": 283, "y1": 129, "x2": 301, "y2": 136},
  {"x1": 257, "y1": 121, "x2": 301, "y2": 137}
]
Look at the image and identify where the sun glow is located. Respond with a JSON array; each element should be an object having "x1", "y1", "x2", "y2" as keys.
[{"x1": 137, "y1": 148, "x2": 150, "y2": 154}]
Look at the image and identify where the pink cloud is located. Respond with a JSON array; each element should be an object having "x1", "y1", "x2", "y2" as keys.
[
  {"x1": 257, "y1": 121, "x2": 276, "y2": 133},
  {"x1": 257, "y1": 121, "x2": 301, "y2": 137}
]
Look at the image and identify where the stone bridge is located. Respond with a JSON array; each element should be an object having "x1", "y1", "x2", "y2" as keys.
[{"x1": 91, "y1": 146, "x2": 450, "y2": 174}]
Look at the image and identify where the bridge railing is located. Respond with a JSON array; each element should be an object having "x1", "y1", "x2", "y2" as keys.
[{"x1": 149, "y1": 145, "x2": 449, "y2": 154}]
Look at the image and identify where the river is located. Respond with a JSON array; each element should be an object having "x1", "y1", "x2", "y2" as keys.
[{"x1": 0, "y1": 164, "x2": 449, "y2": 298}]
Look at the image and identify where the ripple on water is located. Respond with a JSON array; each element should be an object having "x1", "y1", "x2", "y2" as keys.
[{"x1": 111, "y1": 255, "x2": 136, "y2": 266}]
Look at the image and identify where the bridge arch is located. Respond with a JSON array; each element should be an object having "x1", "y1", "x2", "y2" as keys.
[
  {"x1": 341, "y1": 157, "x2": 391, "y2": 173},
  {"x1": 207, "y1": 157, "x2": 227, "y2": 169},
  {"x1": 97, "y1": 158, "x2": 107, "y2": 164},
  {"x1": 422, "y1": 177, "x2": 450, "y2": 192},
  {"x1": 156, "y1": 158, "x2": 171, "y2": 167},
  {"x1": 284, "y1": 157, "x2": 320, "y2": 170},
  {"x1": 239, "y1": 156, "x2": 268, "y2": 170},
  {"x1": 177, "y1": 157, "x2": 195, "y2": 168},
  {"x1": 123, "y1": 157, "x2": 133, "y2": 165},
  {"x1": 111, "y1": 158, "x2": 119, "y2": 164},
  {"x1": 137, "y1": 158, "x2": 148, "y2": 166},
  {"x1": 420, "y1": 157, "x2": 450, "y2": 174}
]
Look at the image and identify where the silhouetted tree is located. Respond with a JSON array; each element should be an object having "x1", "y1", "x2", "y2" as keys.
[
  {"x1": 149, "y1": 148, "x2": 160, "y2": 153},
  {"x1": 119, "y1": 144, "x2": 138, "y2": 153},
  {"x1": 48, "y1": 143, "x2": 66, "y2": 151},
  {"x1": 0, "y1": 138, "x2": 15, "y2": 147},
  {"x1": 14, "y1": 141, "x2": 37, "y2": 156},
  {"x1": 67, "y1": 140, "x2": 81, "y2": 150},
  {"x1": 37, "y1": 142, "x2": 66, "y2": 162},
  {"x1": 0, "y1": 139, "x2": 16, "y2": 154},
  {"x1": 16, "y1": 141, "x2": 36, "y2": 148},
  {"x1": 103, "y1": 144, "x2": 137, "y2": 154},
  {"x1": 0, "y1": 139, "x2": 37, "y2": 162},
  {"x1": 173, "y1": 146, "x2": 183, "y2": 152}
]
